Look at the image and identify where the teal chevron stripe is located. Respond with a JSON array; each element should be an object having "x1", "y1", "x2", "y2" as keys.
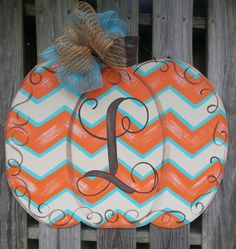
[
  {"x1": 33, "y1": 60, "x2": 57, "y2": 73},
  {"x1": 118, "y1": 137, "x2": 227, "y2": 159},
  {"x1": 20, "y1": 82, "x2": 216, "y2": 110},
  {"x1": 150, "y1": 86, "x2": 216, "y2": 108},
  {"x1": 5, "y1": 158, "x2": 162, "y2": 181},
  {"x1": 12, "y1": 101, "x2": 226, "y2": 132},
  {"x1": 132, "y1": 58, "x2": 201, "y2": 78},
  {"x1": 6, "y1": 154, "x2": 225, "y2": 181},
  {"x1": 46, "y1": 207, "x2": 189, "y2": 227},
  {"x1": 20, "y1": 85, "x2": 64, "y2": 104},
  {"x1": 5, "y1": 136, "x2": 163, "y2": 159},
  {"x1": 16, "y1": 186, "x2": 218, "y2": 212},
  {"x1": 5, "y1": 158, "x2": 159, "y2": 181},
  {"x1": 5, "y1": 136, "x2": 227, "y2": 160},
  {"x1": 158, "y1": 108, "x2": 226, "y2": 130},
  {"x1": 48, "y1": 206, "x2": 190, "y2": 228},
  {"x1": 15, "y1": 84, "x2": 226, "y2": 130},
  {"x1": 13, "y1": 104, "x2": 147, "y2": 130}
]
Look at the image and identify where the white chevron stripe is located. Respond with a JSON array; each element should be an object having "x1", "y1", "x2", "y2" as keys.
[
  {"x1": 13, "y1": 190, "x2": 81, "y2": 225},
  {"x1": 5, "y1": 140, "x2": 163, "y2": 177},
  {"x1": 139, "y1": 188, "x2": 216, "y2": 224},
  {"x1": 6, "y1": 139, "x2": 226, "y2": 178},
  {"x1": 163, "y1": 140, "x2": 227, "y2": 175},
  {"x1": 13, "y1": 88, "x2": 158, "y2": 127},
  {"x1": 154, "y1": 91, "x2": 225, "y2": 123},
  {"x1": 15, "y1": 186, "x2": 216, "y2": 226},
  {"x1": 12, "y1": 88, "x2": 77, "y2": 119},
  {"x1": 15, "y1": 190, "x2": 153, "y2": 225},
  {"x1": 12, "y1": 88, "x2": 225, "y2": 128}
]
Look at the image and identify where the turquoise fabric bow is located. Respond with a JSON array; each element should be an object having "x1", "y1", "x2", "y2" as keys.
[{"x1": 40, "y1": 10, "x2": 128, "y2": 95}]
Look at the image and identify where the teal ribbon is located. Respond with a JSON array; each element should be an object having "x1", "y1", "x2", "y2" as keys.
[{"x1": 40, "y1": 10, "x2": 128, "y2": 95}]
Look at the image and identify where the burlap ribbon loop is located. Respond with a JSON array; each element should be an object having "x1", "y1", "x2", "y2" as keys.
[{"x1": 41, "y1": 1, "x2": 138, "y2": 94}]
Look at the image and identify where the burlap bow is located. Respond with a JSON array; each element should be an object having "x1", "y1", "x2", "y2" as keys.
[{"x1": 41, "y1": 1, "x2": 138, "y2": 94}]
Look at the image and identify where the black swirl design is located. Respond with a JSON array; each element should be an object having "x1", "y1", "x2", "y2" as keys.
[
  {"x1": 5, "y1": 65, "x2": 82, "y2": 227},
  {"x1": 132, "y1": 57, "x2": 228, "y2": 223},
  {"x1": 124, "y1": 209, "x2": 186, "y2": 225},
  {"x1": 104, "y1": 209, "x2": 119, "y2": 223},
  {"x1": 77, "y1": 96, "x2": 158, "y2": 197}
]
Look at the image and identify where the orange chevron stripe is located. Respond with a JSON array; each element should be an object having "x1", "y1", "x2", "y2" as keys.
[
  {"x1": 6, "y1": 110, "x2": 106, "y2": 154},
  {"x1": 20, "y1": 62, "x2": 216, "y2": 110},
  {"x1": 6, "y1": 165, "x2": 82, "y2": 204},
  {"x1": 99, "y1": 213, "x2": 136, "y2": 228},
  {"x1": 71, "y1": 162, "x2": 161, "y2": 205},
  {"x1": 158, "y1": 161, "x2": 223, "y2": 203},
  {"x1": 8, "y1": 160, "x2": 221, "y2": 206},
  {"x1": 161, "y1": 112, "x2": 228, "y2": 153},
  {"x1": 7, "y1": 162, "x2": 161, "y2": 205},
  {"x1": 6, "y1": 110, "x2": 162, "y2": 154},
  {"x1": 21, "y1": 65, "x2": 155, "y2": 102},
  {"x1": 22, "y1": 65, "x2": 60, "y2": 99},
  {"x1": 151, "y1": 211, "x2": 185, "y2": 228},
  {"x1": 130, "y1": 61, "x2": 215, "y2": 104},
  {"x1": 50, "y1": 214, "x2": 79, "y2": 228},
  {"x1": 85, "y1": 66, "x2": 154, "y2": 103},
  {"x1": 6, "y1": 108, "x2": 227, "y2": 154}
]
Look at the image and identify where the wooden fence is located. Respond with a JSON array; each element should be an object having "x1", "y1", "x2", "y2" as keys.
[{"x1": 0, "y1": 0, "x2": 235, "y2": 249}]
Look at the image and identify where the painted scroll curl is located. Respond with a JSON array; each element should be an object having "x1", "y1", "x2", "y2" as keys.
[{"x1": 77, "y1": 96, "x2": 159, "y2": 196}]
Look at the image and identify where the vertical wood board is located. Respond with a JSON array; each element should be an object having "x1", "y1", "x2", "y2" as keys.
[
  {"x1": 150, "y1": 0, "x2": 193, "y2": 248},
  {"x1": 97, "y1": 228, "x2": 136, "y2": 249},
  {"x1": 35, "y1": 1, "x2": 81, "y2": 249},
  {"x1": 152, "y1": 0, "x2": 193, "y2": 62},
  {"x1": 0, "y1": 1, "x2": 27, "y2": 249},
  {"x1": 97, "y1": 0, "x2": 139, "y2": 35},
  {"x1": 96, "y1": 1, "x2": 139, "y2": 248},
  {"x1": 202, "y1": 0, "x2": 236, "y2": 248}
]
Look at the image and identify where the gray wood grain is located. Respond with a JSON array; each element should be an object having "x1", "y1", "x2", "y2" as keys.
[
  {"x1": 0, "y1": 1, "x2": 27, "y2": 249},
  {"x1": 35, "y1": 1, "x2": 81, "y2": 248},
  {"x1": 150, "y1": 1, "x2": 193, "y2": 248},
  {"x1": 96, "y1": 1, "x2": 138, "y2": 248},
  {"x1": 202, "y1": 0, "x2": 236, "y2": 248},
  {"x1": 25, "y1": 3, "x2": 206, "y2": 29},
  {"x1": 97, "y1": 0, "x2": 139, "y2": 35},
  {"x1": 39, "y1": 224, "x2": 81, "y2": 249},
  {"x1": 58, "y1": 226, "x2": 81, "y2": 249},
  {"x1": 152, "y1": 0, "x2": 193, "y2": 62},
  {"x1": 39, "y1": 224, "x2": 58, "y2": 249},
  {"x1": 97, "y1": 229, "x2": 136, "y2": 249},
  {"x1": 28, "y1": 223, "x2": 201, "y2": 244},
  {"x1": 35, "y1": 0, "x2": 78, "y2": 60},
  {"x1": 150, "y1": 226, "x2": 189, "y2": 249}
]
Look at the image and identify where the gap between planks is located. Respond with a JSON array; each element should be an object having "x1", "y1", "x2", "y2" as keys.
[
  {"x1": 25, "y1": 3, "x2": 206, "y2": 29},
  {"x1": 28, "y1": 224, "x2": 202, "y2": 245}
]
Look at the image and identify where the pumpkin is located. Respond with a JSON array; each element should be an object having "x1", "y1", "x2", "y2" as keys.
[{"x1": 5, "y1": 58, "x2": 228, "y2": 228}]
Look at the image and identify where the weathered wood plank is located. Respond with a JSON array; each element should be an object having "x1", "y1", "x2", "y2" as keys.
[
  {"x1": 140, "y1": 14, "x2": 205, "y2": 30},
  {"x1": 96, "y1": 1, "x2": 138, "y2": 248},
  {"x1": 97, "y1": 229, "x2": 136, "y2": 249},
  {"x1": 138, "y1": 13, "x2": 205, "y2": 30},
  {"x1": 97, "y1": 0, "x2": 139, "y2": 35},
  {"x1": 35, "y1": 0, "x2": 78, "y2": 59},
  {"x1": 26, "y1": 3, "x2": 206, "y2": 29},
  {"x1": 150, "y1": 1, "x2": 193, "y2": 248},
  {"x1": 150, "y1": 226, "x2": 190, "y2": 249},
  {"x1": 39, "y1": 225, "x2": 58, "y2": 249},
  {"x1": 35, "y1": 1, "x2": 81, "y2": 248},
  {"x1": 202, "y1": 1, "x2": 236, "y2": 248},
  {"x1": 28, "y1": 223, "x2": 202, "y2": 245},
  {"x1": 152, "y1": 0, "x2": 193, "y2": 62},
  {"x1": 0, "y1": 1, "x2": 27, "y2": 249},
  {"x1": 58, "y1": 227, "x2": 81, "y2": 249},
  {"x1": 38, "y1": 224, "x2": 81, "y2": 249}
]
